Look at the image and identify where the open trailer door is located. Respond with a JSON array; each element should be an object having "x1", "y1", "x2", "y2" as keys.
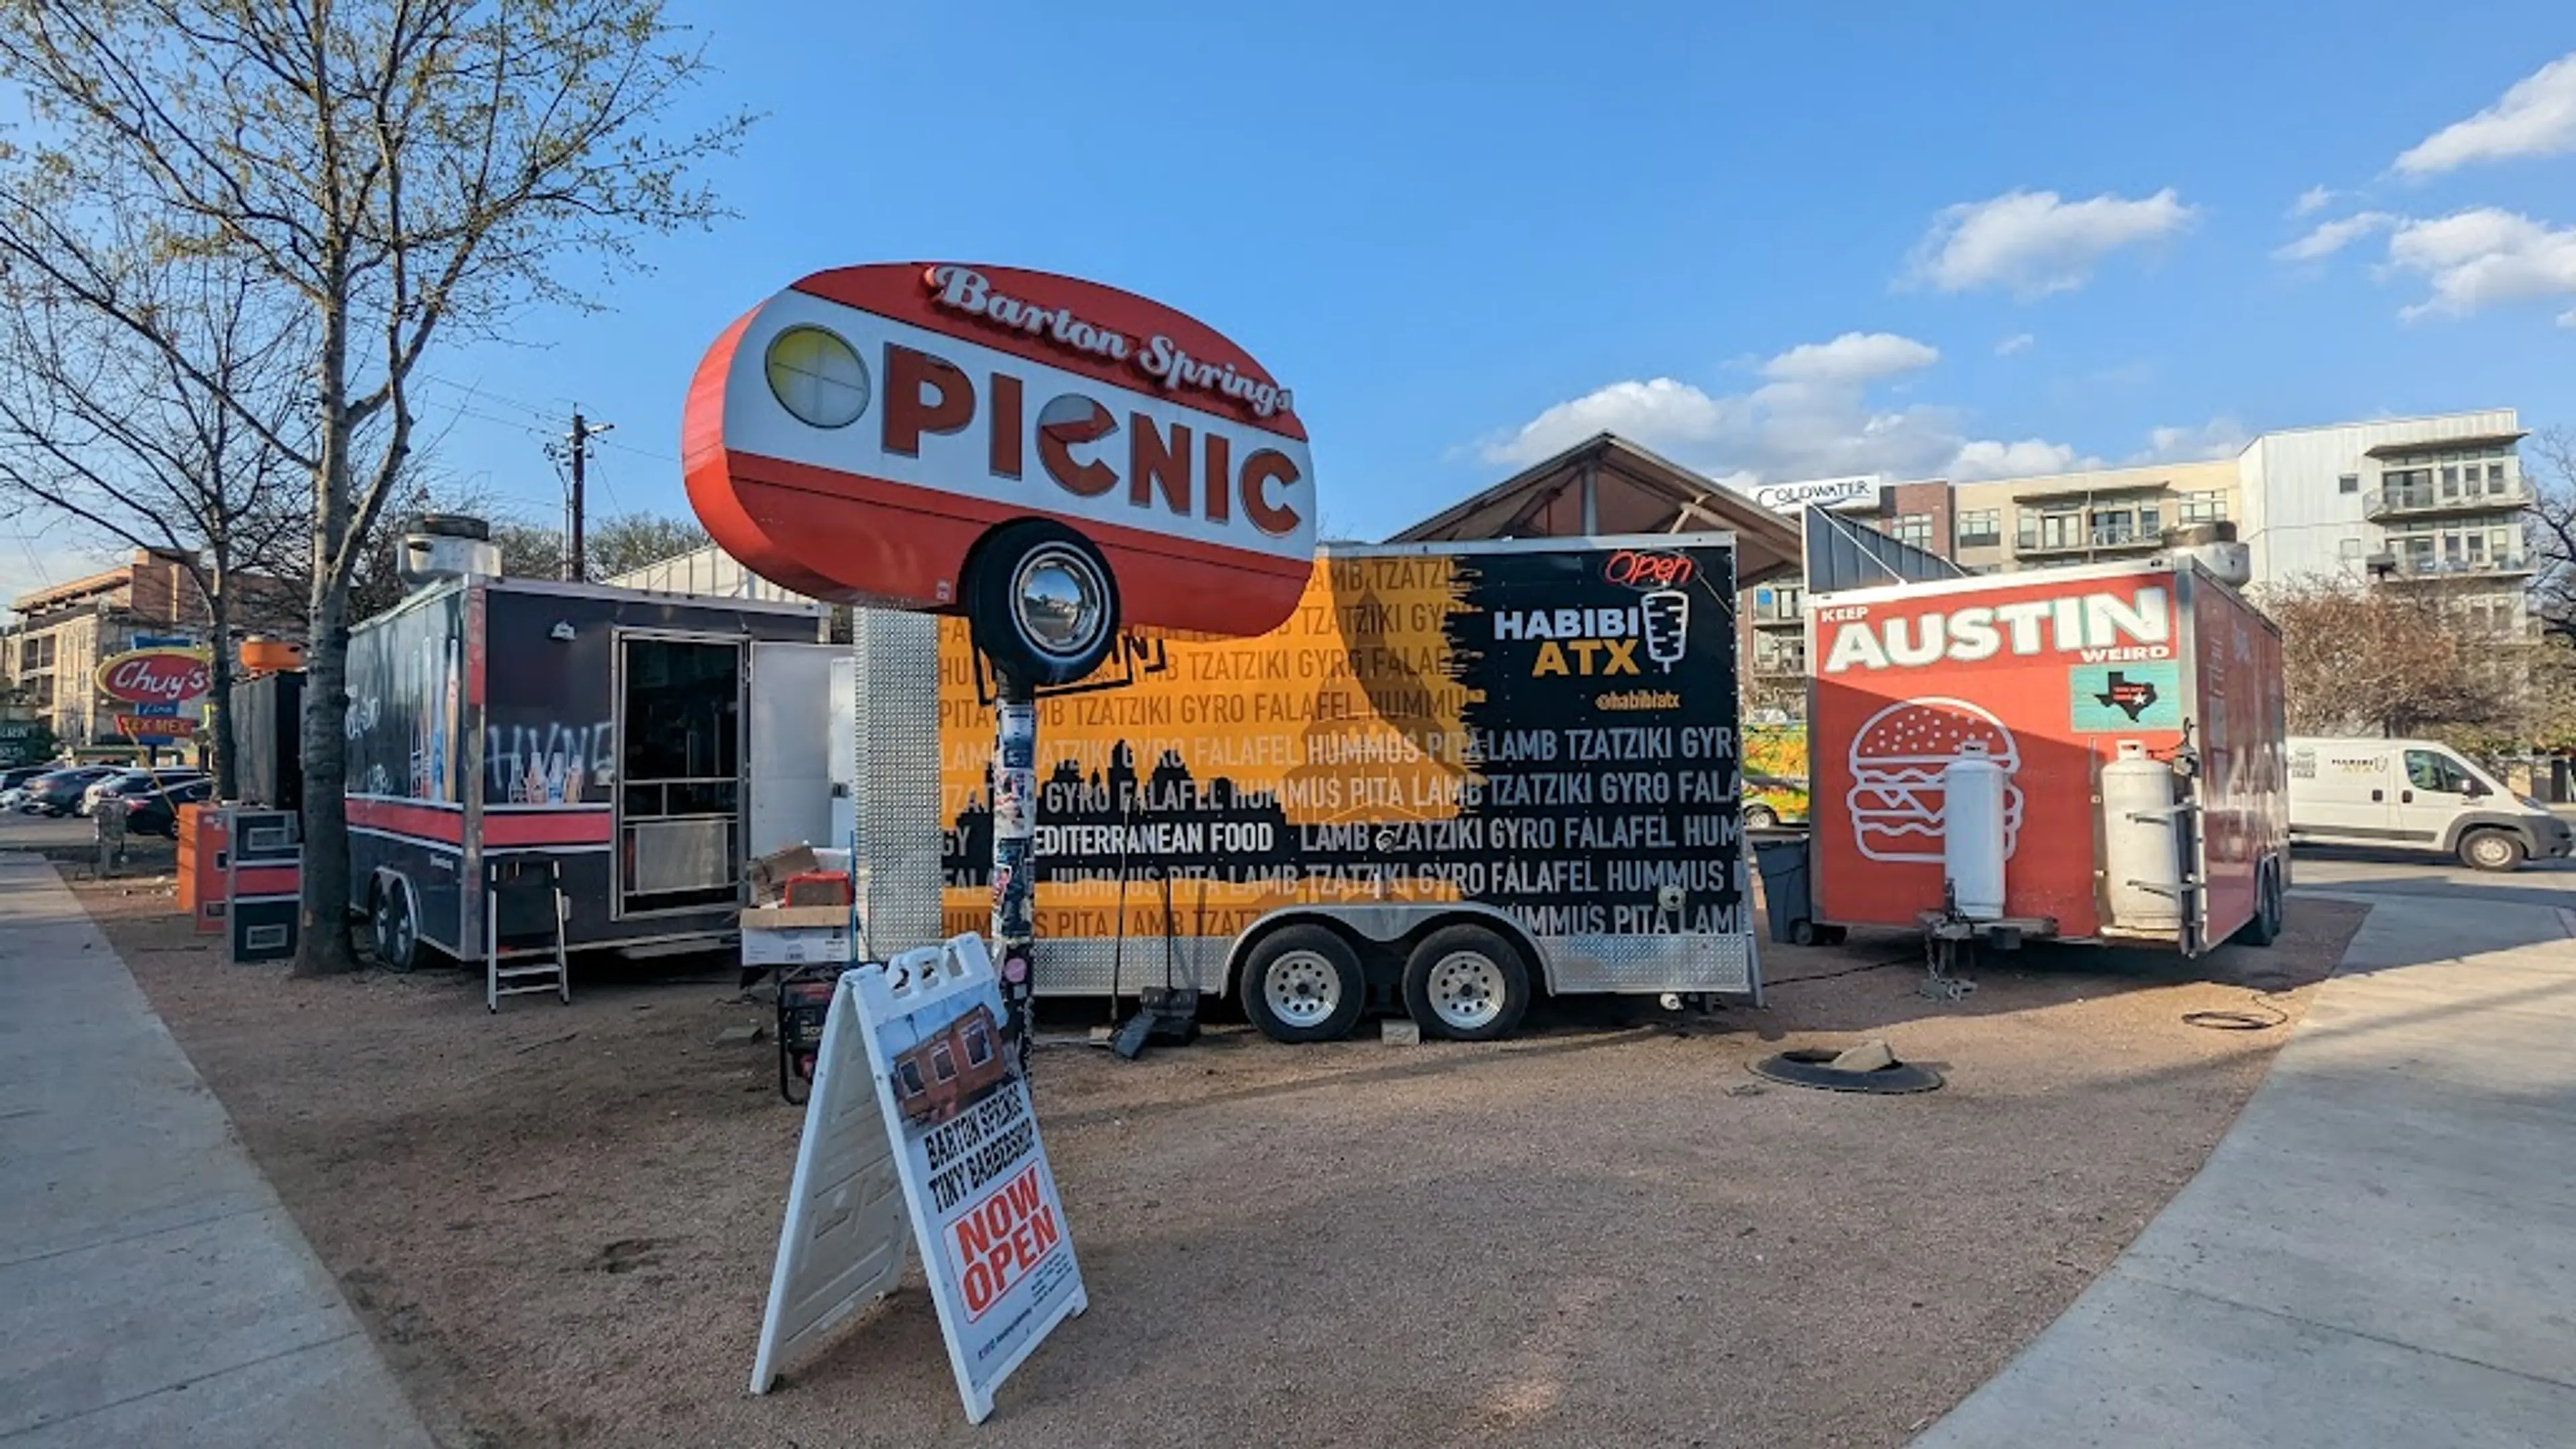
[{"x1": 747, "y1": 639, "x2": 847, "y2": 861}]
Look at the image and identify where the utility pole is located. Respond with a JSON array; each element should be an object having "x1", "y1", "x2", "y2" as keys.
[{"x1": 562, "y1": 410, "x2": 612, "y2": 581}]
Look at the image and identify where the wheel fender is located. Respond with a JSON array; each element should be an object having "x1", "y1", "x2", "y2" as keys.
[
  {"x1": 2441, "y1": 812, "x2": 2547, "y2": 855},
  {"x1": 1224, "y1": 904, "x2": 1550, "y2": 996}
]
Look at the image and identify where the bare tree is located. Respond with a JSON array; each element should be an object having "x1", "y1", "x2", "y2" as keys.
[
  {"x1": 0, "y1": 1, "x2": 749, "y2": 973},
  {"x1": 2257, "y1": 574, "x2": 2510, "y2": 737},
  {"x1": 2526, "y1": 427, "x2": 2576, "y2": 647},
  {"x1": 585, "y1": 511, "x2": 710, "y2": 579},
  {"x1": 0, "y1": 246, "x2": 309, "y2": 796}
]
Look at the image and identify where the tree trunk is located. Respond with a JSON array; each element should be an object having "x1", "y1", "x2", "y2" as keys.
[
  {"x1": 294, "y1": 581, "x2": 356, "y2": 974},
  {"x1": 206, "y1": 564, "x2": 237, "y2": 800},
  {"x1": 294, "y1": 294, "x2": 358, "y2": 975}
]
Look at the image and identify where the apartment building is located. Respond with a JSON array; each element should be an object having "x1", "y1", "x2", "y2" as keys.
[
  {"x1": 1949, "y1": 458, "x2": 2239, "y2": 576},
  {"x1": 2, "y1": 550, "x2": 299, "y2": 750},
  {"x1": 2237, "y1": 410, "x2": 2531, "y2": 635},
  {"x1": 1735, "y1": 408, "x2": 2538, "y2": 718}
]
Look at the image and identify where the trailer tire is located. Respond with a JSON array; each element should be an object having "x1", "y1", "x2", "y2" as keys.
[
  {"x1": 1402, "y1": 925, "x2": 1532, "y2": 1042},
  {"x1": 1240, "y1": 926, "x2": 1366, "y2": 1044},
  {"x1": 964, "y1": 520, "x2": 1120, "y2": 688},
  {"x1": 1743, "y1": 804, "x2": 1779, "y2": 831},
  {"x1": 2233, "y1": 861, "x2": 2285, "y2": 947},
  {"x1": 370, "y1": 873, "x2": 421, "y2": 974},
  {"x1": 2459, "y1": 828, "x2": 2525, "y2": 873}
]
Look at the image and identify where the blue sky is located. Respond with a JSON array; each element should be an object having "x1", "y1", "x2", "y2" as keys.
[{"x1": 11, "y1": 1, "x2": 2576, "y2": 600}]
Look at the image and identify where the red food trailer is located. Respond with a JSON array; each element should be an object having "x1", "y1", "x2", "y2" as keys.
[{"x1": 1801, "y1": 550, "x2": 2290, "y2": 960}]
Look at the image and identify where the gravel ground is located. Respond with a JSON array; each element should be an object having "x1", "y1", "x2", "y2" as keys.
[{"x1": 66, "y1": 855, "x2": 2361, "y2": 1449}]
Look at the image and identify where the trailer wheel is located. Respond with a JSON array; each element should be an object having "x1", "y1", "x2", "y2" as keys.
[
  {"x1": 2460, "y1": 828, "x2": 2525, "y2": 873},
  {"x1": 1240, "y1": 926, "x2": 1366, "y2": 1044},
  {"x1": 1401, "y1": 925, "x2": 1532, "y2": 1042},
  {"x1": 2233, "y1": 861, "x2": 2285, "y2": 947},
  {"x1": 370, "y1": 873, "x2": 421, "y2": 974},
  {"x1": 1743, "y1": 804, "x2": 1779, "y2": 831},
  {"x1": 964, "y1": 519, "x2": 1120, "y2": 688}
]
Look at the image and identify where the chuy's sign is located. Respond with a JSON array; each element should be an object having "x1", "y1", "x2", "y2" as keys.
[
  {"x1": 684, "y1": 263, "x2": 1316, "y2": 641},
  {"x1": 95, "y1": 647, "x2": 213, "y2": 706}
]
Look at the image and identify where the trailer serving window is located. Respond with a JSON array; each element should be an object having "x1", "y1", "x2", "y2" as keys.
[{"x1": 616, "y1": 635, "x2": 743, "y2": 915}]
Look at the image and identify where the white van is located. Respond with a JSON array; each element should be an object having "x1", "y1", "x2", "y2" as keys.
[{"x1": 2288, "y1": 737, "x2": 2573, "y2": 871}]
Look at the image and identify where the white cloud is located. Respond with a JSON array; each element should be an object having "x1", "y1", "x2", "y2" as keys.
[
  {"x1": 1477, "y1": 378, "x2": 1740, "y2": 467},
  {"x1": 1994, "y1": 332, "x2": 2035, "y2": 357},
  {"x1": 2131, "y1": 418, "x2": 2250, "y2": 464},
  {"x1": 1947, "y1": 439, "x2": 2084, "y2": 480},
  {"x1": 2291, "y1": 186, "x2": 2337, "y2": 217},
  {"x1": 1474, "y1": 332, "x2": 2102, "y2": 486},
  {"x1": 2273, "y1": 211, "x2": 2397, "y2": 262},
  {"x1": 2395, "y1": 50, "x2": 2576, "y2": 176},
  {"x1": 2383, "y1": 207, "x2": 2576, "y2": 319},
  {"x1": 1758, "y1": 331, "x2": 1939, "y2": 385},
  {"x1": 1902, "y1": 187, "x2": 2196, "y2": 299}
]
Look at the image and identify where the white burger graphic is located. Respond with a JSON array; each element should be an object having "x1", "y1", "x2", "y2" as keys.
[{"x1": 1845, "y1": 696, "x2": 2024, "y2": 863}]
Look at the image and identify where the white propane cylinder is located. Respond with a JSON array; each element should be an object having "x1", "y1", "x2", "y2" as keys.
[
  {"x1": 2102, "y1": 740, "x2": 2182, "y2": 930},
  {"x1": 1943, "y1": 741, "x2": 2008, "y2": 921}
]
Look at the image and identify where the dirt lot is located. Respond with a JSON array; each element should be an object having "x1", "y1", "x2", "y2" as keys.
[{"x1": 68, "y1": 857, "x2": 2361, "y2": 1449}]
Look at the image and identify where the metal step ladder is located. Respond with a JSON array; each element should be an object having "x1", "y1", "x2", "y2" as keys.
[{"x1": 487, "y1": 857, "x2": 572, "y2": 1012}]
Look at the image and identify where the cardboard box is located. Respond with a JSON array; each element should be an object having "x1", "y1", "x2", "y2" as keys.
[
  {"x1": 739, "y1": 902, "x2": 855, "y2": 968},
  {"x1": 747, "y1": 845, "x2": 819, "y2": 905}
]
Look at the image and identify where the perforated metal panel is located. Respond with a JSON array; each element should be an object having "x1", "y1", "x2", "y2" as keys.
[
  {"x1": 850, "y1": 609, "x2": 944, "y2": 955},
  {"x1": 1541, "y1": 933, "x2": 1756, "y2": 995},
  {"x1": 1030, "y1": 937, "x2": 1236, "y2": 997}
]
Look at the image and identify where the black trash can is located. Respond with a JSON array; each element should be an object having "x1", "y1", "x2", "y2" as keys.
[{"x1": 1752, "y1": 837, "x2": 1811, "y2": 945}]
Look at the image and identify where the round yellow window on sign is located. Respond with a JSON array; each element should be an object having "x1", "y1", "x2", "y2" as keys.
[{"x1": 765, "y1": 325, "x2": 869, "y2": 429}]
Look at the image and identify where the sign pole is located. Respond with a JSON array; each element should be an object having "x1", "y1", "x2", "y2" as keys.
[{"x1": 988, "y1": 672, "x2": 1039, "y2": 1075}]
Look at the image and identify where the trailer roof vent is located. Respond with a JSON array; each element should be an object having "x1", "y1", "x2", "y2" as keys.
[
  {"x1": 398, "y1": 513, "x2": 503, "y2": 588},
  {"x1": 2158, "y1": 522, "x2": 2250, "y2": 590}
]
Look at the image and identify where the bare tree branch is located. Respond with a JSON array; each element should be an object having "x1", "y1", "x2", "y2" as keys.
[{"x1": 0, "y1": 0, "x2": 751, "y2": 973}]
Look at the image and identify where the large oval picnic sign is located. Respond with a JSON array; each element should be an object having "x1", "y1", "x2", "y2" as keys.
[
  {"x1": 95, "y1": 647, "x2": 213, "y2": 706},
  {"x1": 683, "y1": 262, "x2": 1317, "y2": 641}
]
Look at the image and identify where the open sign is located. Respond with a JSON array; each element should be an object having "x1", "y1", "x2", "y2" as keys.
[
  {"x1": 95, "y1": 647, "x2": 213, "y2": 706},
  {"x1": 685, "y1": 263, "x2": 1317, "y2": 685},
  {"x1": 1605, "y1": 550, "x2": 1697, "y2": 590}
]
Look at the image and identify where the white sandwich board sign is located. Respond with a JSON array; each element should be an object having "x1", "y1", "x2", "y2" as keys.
[{"x1": 750, "y1": 934, "x2": 1087, "y2": 1423}]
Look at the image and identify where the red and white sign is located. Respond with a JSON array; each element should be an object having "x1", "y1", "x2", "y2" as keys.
[
  {"x1": 1812, "y1": 570, "x2": 2182, "y2": 939},
  {"x1": 684, "y1": 262, "x2": 1316, "y2": 639},
  {"x1": 1809, "y1": 562, "x2": 2287, "y2": 949},
  {"x1": 95, "y1": 647, "x2": 213, "y2": 706},
  {"x1": 947, "y1": 1163, "x2": 1064, "y2": 1320}
]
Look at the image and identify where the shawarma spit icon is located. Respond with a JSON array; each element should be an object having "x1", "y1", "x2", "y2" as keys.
[
  {"x1": 1845, "y1": 696, "x2": 2025, "y2": 863},
  {"x1": 1640, "y1": 590, "x2": 1688, "y2": 672}
]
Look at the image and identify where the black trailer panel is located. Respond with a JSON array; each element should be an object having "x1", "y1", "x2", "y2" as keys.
[
  {"x1": 339, "y1": 576, "x2": 826, "y2": 963},
  {"x1": 229, "y1": 671, "x2": 305, "y2": 811}
]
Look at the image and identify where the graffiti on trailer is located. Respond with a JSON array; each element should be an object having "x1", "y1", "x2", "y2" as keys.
[{"x1": 485, "y1": 720, "x2": 616, "y2": 805}]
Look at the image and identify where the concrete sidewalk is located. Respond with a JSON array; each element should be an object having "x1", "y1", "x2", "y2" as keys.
[
  {"x1": 1912, "y1": 890, "x2": 2576, "y2": 1448},
  {"x1": 0, "y1": 854, "x2": 435, "y2": 1448}
]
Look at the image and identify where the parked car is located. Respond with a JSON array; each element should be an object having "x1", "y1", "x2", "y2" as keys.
[
  {"x1": 123, "y1": 776, "x2": 215, "y2": 839},
  {"x1": 85, "y1": 767, "x2": 206, "y2": 816},
  {"x1": 0, "y1": 764, "x2": 59, "y2": 810},
  {"x1": 2288, "y1": 736, "x2": 2574, "y2": 871},
  {"x1": 21, "y1": 766, "x2": 122, "y2": 816}
]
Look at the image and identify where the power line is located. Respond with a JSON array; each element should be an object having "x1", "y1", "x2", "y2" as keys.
[{"x1": 419, "y1": 372, "x2": 678, "y2": 464}]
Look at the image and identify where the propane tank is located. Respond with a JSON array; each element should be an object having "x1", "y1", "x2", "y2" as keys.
[
  {"x1": 1943, "y1": 741, "x2": 2008, "y2": 921},
  {"x1": 2102, "y1": 740, "x2": 2182, "y2": 930}
]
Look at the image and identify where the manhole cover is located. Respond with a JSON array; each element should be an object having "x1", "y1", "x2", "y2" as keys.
[{"x1": 1751, "y1": 1049, "x2": 1943, "y2": 1094}]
